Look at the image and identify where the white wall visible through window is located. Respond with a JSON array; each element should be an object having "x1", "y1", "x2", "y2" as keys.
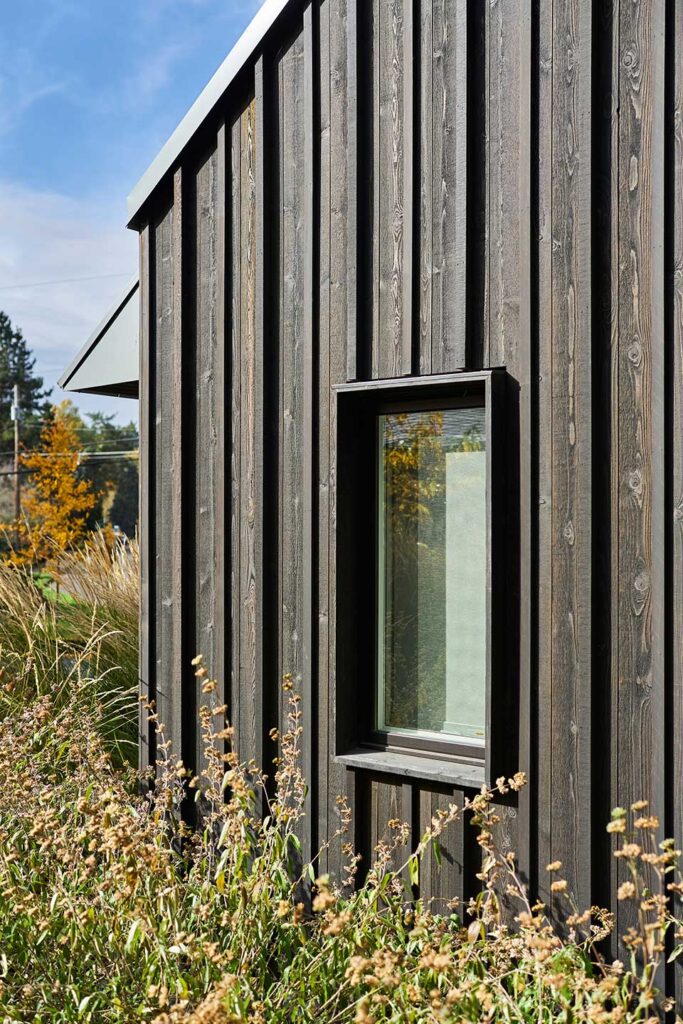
[
  {"x1": 376, "y1": 405, "x2": 487, "y2": 745},
  {"x1": 445, "y1": 449, "x2": 486, "y2": 742}
]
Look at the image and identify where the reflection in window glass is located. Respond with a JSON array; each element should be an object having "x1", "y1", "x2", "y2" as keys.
[{"x1": 377, "y1": 407, "x2": 486, "y2": 745}]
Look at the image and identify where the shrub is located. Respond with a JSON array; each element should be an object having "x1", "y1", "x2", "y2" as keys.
[{"x1": 0, "y1": 654, "x2": 678, "y2": 1023}]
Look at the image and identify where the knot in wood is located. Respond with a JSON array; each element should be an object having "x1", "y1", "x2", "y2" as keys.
[
  {"x1": 633, "y1": 570, "x2": 650, "y2": 596},
  {"x1": 622, "y1": 44, "x2": 638, "y2": 73},
  {"x1": 628, "y1": 469, "x2": 643, "y2": 497},
  {"x1": 627, "y1": 339, "x2": 642, "y2": 368}
]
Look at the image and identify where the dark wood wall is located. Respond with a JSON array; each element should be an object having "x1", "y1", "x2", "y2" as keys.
[{"x1": 138, "y1": 0, "x2": 683, "y2": 988}]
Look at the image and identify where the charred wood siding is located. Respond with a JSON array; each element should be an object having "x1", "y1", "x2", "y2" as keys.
[{"x1": 137, "y1": 0, "x2": 683, "y2": 991}]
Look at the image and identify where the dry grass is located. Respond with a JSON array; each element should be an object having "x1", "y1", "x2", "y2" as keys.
[
  {"x1": 0, "y1": 653, "x2": 677, "y2": 1022},
  {"x1": 0, "y1": 531, "x2": 139, "y2": 767}
]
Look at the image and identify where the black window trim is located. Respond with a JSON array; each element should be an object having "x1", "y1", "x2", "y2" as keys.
[{"x1": 333, "y1": 369, "x2": 517, "y2": 789}]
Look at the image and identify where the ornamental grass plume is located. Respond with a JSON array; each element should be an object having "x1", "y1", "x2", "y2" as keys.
[
  {"x1": 0, "y1": 648, "x2": 679, "y2": 1022},
  {"x1": 0, "y1": 530, "x2": 138, "y2": 768}
]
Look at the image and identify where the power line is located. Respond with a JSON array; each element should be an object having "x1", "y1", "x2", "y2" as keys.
[
  {"x1": 0, "y1": 272, "x2": 133, "y2": 292},
  {"x1": 0, "y1": 451, "x2": 139, "y2": 477}
]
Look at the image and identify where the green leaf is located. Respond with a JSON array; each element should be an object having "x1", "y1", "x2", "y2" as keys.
[
  {"x1": 668, "y1": 944, "x2": 683, "y2": 964},
  {"x1": 125, "y1": 919, "x2": 141, "y2": 954},
  {"x1": 78, "y1": 995, "x2": 92, "y2": 1015},
  {"x1": 433, "y1": 839, "x2": 442, "y2": 868},
  {"x1": 408, "y1": 856, "x2": 419, "y2": 887}
]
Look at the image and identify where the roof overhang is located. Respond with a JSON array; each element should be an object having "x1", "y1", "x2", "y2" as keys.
[
  {"x1": 58, "y1": 277, "x2": 139, "y2": 399},
  {"x1": 127, "y1": 0, "x2": 292, "y2": 228}
]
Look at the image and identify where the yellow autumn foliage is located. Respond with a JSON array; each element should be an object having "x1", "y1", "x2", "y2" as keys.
[{"x1": 9, "y1": 401, "x2": 98, "y2": 564}]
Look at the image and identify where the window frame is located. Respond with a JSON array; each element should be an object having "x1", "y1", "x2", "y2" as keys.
[{"x1": 333, "y1": 370, "x2": 516, "y2": 788}]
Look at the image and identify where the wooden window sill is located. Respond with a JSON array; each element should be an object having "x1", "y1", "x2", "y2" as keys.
[{"x1": 336, "y1": 748, "x2": 485, "y2": 790}]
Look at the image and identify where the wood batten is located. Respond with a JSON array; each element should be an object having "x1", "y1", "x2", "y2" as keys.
[
  {"x1": 302, "y1": 2, "x2": 319, "y2": 856},
  {"x1": 418, "y1": 0, "x2": 468, "y2": 375},
  {"x1": 672, "y1": 0, "x2": 683, "y2": 1000},
  {"x1": 139, "y1": 225, "x2": 156, "y2": 772},
  {"x1": 614, "y1": 0, "x2": 667, "y2": 949},
  {"x1": 193, "y1": 141, "x2": 223, "y2": 776},
  {"x1": 327, "y1": 0, "x2": 355, "y2": 876},
  {"x1": 549, "y1": 0, "x2": 593, "y2": 912},
  {"x1": 154, "y1": 190, "x2": 184, "y2": 769},
  {"x1": 486, "y1": 0, "x2": 531, "y2": 901}
]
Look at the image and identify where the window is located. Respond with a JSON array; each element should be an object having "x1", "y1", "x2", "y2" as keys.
[
  {"x1": 376, "y1": 405, "x2": 487, "y2": 746},
  {"x1": 334, "y1": 371, "x2": 514, "y2": 787}
]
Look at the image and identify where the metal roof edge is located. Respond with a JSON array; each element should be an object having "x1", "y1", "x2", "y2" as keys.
[
  {"x1": 127, "y1": 0, "x2": 292, "y2": 227},
  {"x1": 58, "y1": 276, "x2": 139, "y2": 390}
]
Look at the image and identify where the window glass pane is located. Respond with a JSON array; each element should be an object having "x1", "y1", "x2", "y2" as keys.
[{"x1": 377, "y1": 407, "x2": 487, "y2": 744}]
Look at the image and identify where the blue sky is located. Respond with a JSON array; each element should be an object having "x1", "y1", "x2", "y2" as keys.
[{"x1": 0, "y1": 0, "x2": 259, "y2": 423}]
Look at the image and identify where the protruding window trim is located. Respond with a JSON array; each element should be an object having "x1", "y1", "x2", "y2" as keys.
[{"x1": 333, "y1": 369, "x2": 518, "y2": 788}]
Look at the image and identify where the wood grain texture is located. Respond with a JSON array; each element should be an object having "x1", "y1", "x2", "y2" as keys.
[
  {"x1": 419, "y1": 0, "x2": 467, "y2": 373},
  {"x1": 278, "y1": 29, "x2": 306, "y2": 750},
  {"x1": 369, "y1": 778, "x2": 411, "y2": 875},
  {"x1": 345, "y1": 0, "x2": 358, "y2": 382},
  {"x1": 229, "y1": 114, "x2": 242, "y2": 747},
  {"x1": 614, "y1": 0, "x2": 667, "y2": 944},
  {"x1": 302, "y1": 3, "x2": 318, "y2": 856},
  {"x1": 549, "y1": 0, "x2": 592, "y2": 910},
  {"x1": 327, "y1": 0, "x2": 354, "y2": 877},
  {"x1": 239, "y1": 95, "x2": 263, "y2": 769},
  {"x1": 488, "y1": 0, "x2": 523, "y2": 369},
  {"x1": 138, "y1": 225, "x2": 155, "y2": 772},
  {"x1": 317, "y1": 0, "x2": 332, "y2": 871},
  {"x1": 535, "y1": 0, "x2": 553, "y2": 907},
  {"x1": 418, "y1": 786, "x2": 465, "y2": 910},
  {"x1": 673, "y1": 0, "x2": 683, "y2": 1000},
  {"x1": 155, "y1": 194, "x2": 184, "y2": 765},
  {"x1": 372, "y1": 0, "x2": 412, "y2": 379},
  {"x1": 486, "y1": 0, "x2": 530, "y2": 898},
  {"x1": 590, "y1": 0, "x2": 620, "y2": 924},
  {"x1": 195, "y1": 145, "x2": 223, "y2": 771}
]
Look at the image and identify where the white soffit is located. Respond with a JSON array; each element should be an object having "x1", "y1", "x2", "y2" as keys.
[{"x1": 58, "y1": 277, "x2": 139, "y2": 398}]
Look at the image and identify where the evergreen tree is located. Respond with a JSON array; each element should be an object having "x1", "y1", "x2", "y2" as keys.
[{"x1": 0, "y1": 312, "x2": 52, "y2": 447}]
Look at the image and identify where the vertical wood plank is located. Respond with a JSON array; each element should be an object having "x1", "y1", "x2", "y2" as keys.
[
  {"x1": 673, "y1": 0, "x2": 683, "y2": 1000},
  {"x1": 346, "y1": 0, "x2": 358, "y2": 381},
  {"x1": 487, "y1": 0, "x2": 531, "y2": 900},
  {"x1": 536, "y1": 0, "x2": 554, "y2": 907},
  {"x1": 418, "y1": 786, "x2": 465, "y2": 909},
  {"x1": 591, "y1": 0, "x2": 620, "y2": 928},
  {"x1": 401, "y1": 0, "x2": 414, "y2": 374},
  {"x1": 318, "y1": 0, "x2": 332, "y2": 870},
  {"x1": 303, "y1": 3, "x2": 318, "y2": 857},
  {"x1": 372, "y1": 0, "x2": 413, "y2": 379},
  {"x1": 614, "y1": 0, "x2": 667, "y2": 942},
  {"x1": 215, "y1": 128, "x2": 228, "y2": 719},
  {"x1": 370, "y1": 778, "x2": 410, "y2": 875},
  {"x1": 139, "y1": 225, "x2": 155, "y2": 773},
  {"x1": 371, "y1": 0, "x2": 381, "y2": 379},
  {"x1": 327, "y1": 0, "x2": 354, "y2": 877},
  {"x1": 278, "y1": 30, "x2": 307, "y2": 839},
  {"x1": 155, "y1": 194, "x2": 184, "y2": 765},
  {"x1": 230, "y1": 114, "x2": 242, "y2": 746},
  {"x1": 195, "y1": 145, "x2": 223, "y2": 756},
  {"x1": 429, "y1": 0, "x2": 467, "y2": 372},
  {"x1": 240, "y1": 92, "x2": 263, "y2": 771},
  {"x1": 549, "y1": 0, "x2": 593, "y2": 910},
  {"x1": 418, "y1": 0, "x2": 433, "y2": 374}
]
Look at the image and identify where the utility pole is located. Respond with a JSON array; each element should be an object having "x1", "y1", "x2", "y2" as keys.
[{"x1": 11, "y1": 384, "x2": 20, "y2": 529}]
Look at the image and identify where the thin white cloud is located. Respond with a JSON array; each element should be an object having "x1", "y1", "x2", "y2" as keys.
[
  {"x1": 118, "y1": 41, "x2": 192, "y2": 111},
  {"x1": 0, "y1": 180, "x2": 138, "y2": 422}
]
